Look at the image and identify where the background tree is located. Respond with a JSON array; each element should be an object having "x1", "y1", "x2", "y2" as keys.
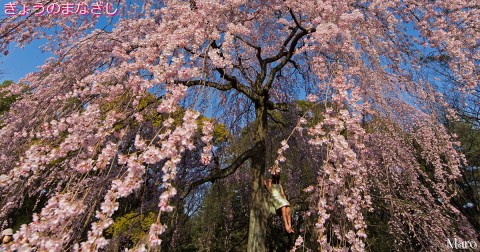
[
  {"x1": 0, "y1": 1, "x2": 478, "y2": 251},
  {"x1": 421, "y1": 50, "x2": 480, "y2": 233},
  {"x1": 0, "y1": 80, "x2": 22, "y2": 119}
]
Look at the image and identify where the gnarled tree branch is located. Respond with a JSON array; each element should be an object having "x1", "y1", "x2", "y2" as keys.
[{"x1": 182, "y1": 141, "x2": 263, "y2": 198}]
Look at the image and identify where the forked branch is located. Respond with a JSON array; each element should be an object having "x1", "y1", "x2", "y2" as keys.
[{"x1": 181, "y1": 141, "x2": 263, "y2": 198}]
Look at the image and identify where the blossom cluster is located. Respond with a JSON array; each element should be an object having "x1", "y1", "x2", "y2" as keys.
[
  {"x1": 148, "y1": 110, "x2": 200, "y2": 247},
  {"x1": 290, "y1": 235, "x2": 304, "y2": 252},
  {"x1": 78, "y1": 156, "x2": 145, "y2": 251},
  {"x1": 306, "y1": 73, "x2": 370, "y2": 251},
  {"x1": 7, "y1": 193, "x2": 85, "y2": 251},
  {"x1": 200, "y1": 120, "x2": 214, "y2": 165}
]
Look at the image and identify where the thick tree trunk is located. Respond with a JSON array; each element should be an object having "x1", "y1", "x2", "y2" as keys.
[
  {"x1": 247, "y1": 146, "x2": 268, "y2": 251},
  {"x1": 247, "y1": 105, "x2": 268, "y2": 252}
]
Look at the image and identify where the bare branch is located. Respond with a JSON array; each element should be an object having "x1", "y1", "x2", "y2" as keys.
[
  {"x1": 180, "y1": 80, "x2": 233, "y2": 91},
  {"x1": 263, "y1": 26, "x2": 314, "y2": 93},
  {"x1": 289, "y1": 8, "x2": 307, "y2": 32},
  {"x1": 182, "y1": 141, "x2": 262, "y2": 198},
  {"x1": 263, "y1": 28, "x2": 298, "y2": 64}
]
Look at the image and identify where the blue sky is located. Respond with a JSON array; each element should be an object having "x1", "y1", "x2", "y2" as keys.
[
  {"x1": 0, "y1": 38, "x2": 51, "y2": 83},
  {"x1": 0, "y1": 0, "x2": 120, "y2": 83},
  {"x1": 0, "y1": 0, "x2": 52, "y2": 83}
]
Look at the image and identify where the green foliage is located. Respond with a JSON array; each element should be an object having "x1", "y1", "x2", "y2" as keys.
[
  {"x1": 11, "y1": 212, "x2": 32, "y2": 233},
  {"x1": 0, "y1": 80, "x2": 20, "y2": 117},
  {"x1": 10, "y1": 193, "x2": 47, "y2": 234},
  {"x1": 197, "y1": 116, "x2": 231, "y2": 144},
  {"x1": 213, "y1": 123, "x2": 230, "y2": 144},
  {"x1": 61, "y1": 97, "x2": 82, "y2": 112},
  {"x1": 136, "y1": 93, "x2": 233, "y2": 142},
  {"x1": 136, "y1": 93, "x2": 156, "y2": 111},
  {"x1": 295, "y1": 100, "x2": 327, "y2": 126},
  {"x1": 186, "y1": 182, "x2": 249, "y2": 251},
  {"x1": 106, "y1": 211, "x2": 156, "y2": 244},
  {"x1": 452, "y1": 121, "x2": 480, "y2": 167},
  {"x1": 364, "y1": 205, "x2": 395, "y2": 251},
  {"x1": 449, "y1": 120, "x2": 480, "y2": 231},
  {"x1": 137, "y1": 92, "x2": 168, "y2": 128}
]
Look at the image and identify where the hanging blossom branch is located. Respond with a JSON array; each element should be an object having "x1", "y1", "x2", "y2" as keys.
[
  {"x1": 147, "y1": 109, "x2": 200, "y2": 248},
  {"x1": 75, "y1": 83, "x2": 201, "y2": 250},
  {"x1": 77, "y1": 154, "x2": 146, "y2": 251},
  {"x1": 7, "y1": 193, "x2": 86, "y2": 251},
  {"x1": 307, "y1": 73, "x2": 371, "y2": 251},
  {"x1": 290, "y1": 235, "x2": 305, "y2": 252},
  {"x1": 269, "y1": 96, "x2": 314, "y2": 175},
  {"x1": 200, "y1": 120, "x2": 214, "y2": 165}
]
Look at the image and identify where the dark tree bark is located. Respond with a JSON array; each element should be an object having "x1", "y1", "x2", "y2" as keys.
[{"x1": 247, "y1": 104, "x2": 269, "y2": 252}]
